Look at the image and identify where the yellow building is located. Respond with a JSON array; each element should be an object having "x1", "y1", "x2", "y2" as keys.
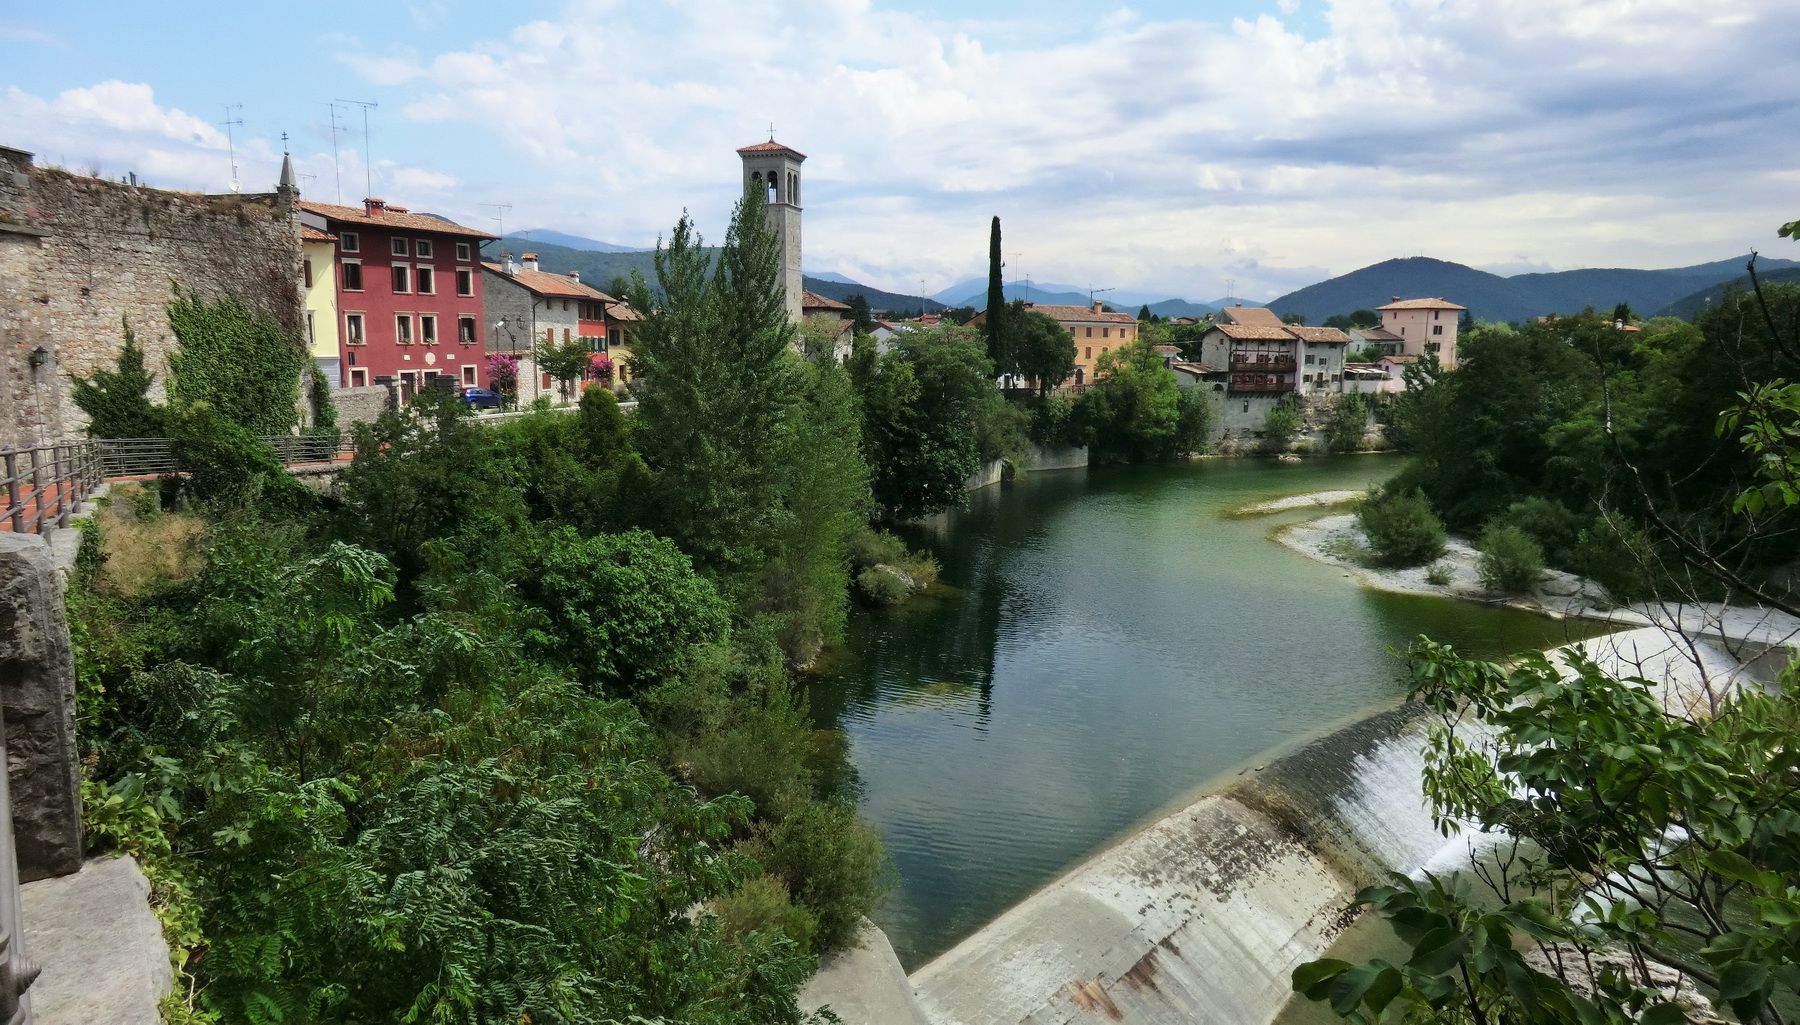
[
  {"x1": 300, "y1": 224, "x2": 342, "y2": 384},
  {"x1": 971, "y1": 300, "x2": 1138, "y2": 389}
]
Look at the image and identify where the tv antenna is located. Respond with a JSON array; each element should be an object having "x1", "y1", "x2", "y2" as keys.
[
  {"x1": 1224, "y1": 277, "x2": 1237, "y2": 303},
  {"x1": 1010, "y1": 251, "x2": 1027, "y2": 302},
  {"x1": 484, "y1": 203, "x2": 513, "y2": 238},
  {"x1": 334, "y1": 99, "x2": 378, "y2": 198},
  {"x1": 326, "y1": 103, "x2": 346, "y2": 204},
  {"x1": 219, "y1": 104, "x2": 243, "y2": 192},
  {"x1": 1088, "y1": 285, "x2": 1114, "y2": 305}
]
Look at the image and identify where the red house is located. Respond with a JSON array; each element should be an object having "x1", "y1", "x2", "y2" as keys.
[{"x1": 299, "y1": 198, "x2": 496, "y2": 395}]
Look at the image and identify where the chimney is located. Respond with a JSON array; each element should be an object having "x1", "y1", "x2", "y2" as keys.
[
  {"x1": 522, "y1": 253, "x2": 540, "y2": 272},
  {"x1": 1092, "y1": 300, "x2": 1104, "y2": 313},
  {"x1": 501, "y1": 253, "x2": 516, "y2": 275},
  {"x1": 1391, "y1": 296, "x2": 1401, "y2": 303},
  {"x1": 364, "y1": 197, "x2": 386, "y2": 216},
  {"x1": 568, "y1": 270, "x2": 580, "y2": 284}
]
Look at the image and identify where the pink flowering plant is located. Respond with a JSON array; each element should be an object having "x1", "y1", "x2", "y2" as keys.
[
  {"x1": 588, "y1": 352, "x2": 614, "y2": 380},
  {"x1": 486, "y1": 352, "x2": 519, "y2": 400}
]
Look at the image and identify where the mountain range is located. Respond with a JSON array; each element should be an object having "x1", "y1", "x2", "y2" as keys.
[
  {"x1": 494, "y1": 229, "x2": 1796, "y2": 327},
  {"x1": 1264, "y1": 255, "x2": 1800, "y2": 325}
]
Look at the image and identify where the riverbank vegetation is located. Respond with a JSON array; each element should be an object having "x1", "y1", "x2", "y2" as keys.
[
  {"x1": 69, "y1": 188, "x2": 903, "y2": 1024},
  {"x1": 1377, "y1": 277, "x2": 1800, "y2": 605},
  {"x1": 1298, "y1": 233, "x2": 1800, "y2": 1023}
]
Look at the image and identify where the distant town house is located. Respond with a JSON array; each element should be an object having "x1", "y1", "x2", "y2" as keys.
[
  {"x1": 482, "y1": 253, "x2": 628, "y2": 402},
  {"x1": 299, "y1": 198, "x2": 496, "y2": 396},
  {"x1": 968, "y1": 300, "x2": 1138, "y2": 389},
  {"x1": 1371, "y1": 297, "x2": 1465, "y2": 368}
]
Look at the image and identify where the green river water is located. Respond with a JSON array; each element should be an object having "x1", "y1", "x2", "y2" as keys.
[{"x1": 805, "y1": 455, "x2": 1611, "y2": 970}]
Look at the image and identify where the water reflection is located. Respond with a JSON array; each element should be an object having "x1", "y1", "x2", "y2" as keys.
[{"x1": 807, "y1": 456, "x2": 1610, "y2": 968}]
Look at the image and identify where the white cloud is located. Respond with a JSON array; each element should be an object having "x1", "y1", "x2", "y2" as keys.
[{"x1": 344, "y1": 0, "x2": 1798, "y2": 298}]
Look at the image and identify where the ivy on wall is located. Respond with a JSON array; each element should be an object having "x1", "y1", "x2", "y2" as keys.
[{"x1": 166, "y1": 287, "x2": 307, "y2": 437}]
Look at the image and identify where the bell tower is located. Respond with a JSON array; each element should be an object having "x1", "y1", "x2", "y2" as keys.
[{"x1": 737, "y1": 137, "x2": 806, "y2": 322}]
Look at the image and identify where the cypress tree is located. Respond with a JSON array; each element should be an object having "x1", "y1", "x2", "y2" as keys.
[{"x1": 985, "y1": 216, "x2": 1011, "y2": 375}]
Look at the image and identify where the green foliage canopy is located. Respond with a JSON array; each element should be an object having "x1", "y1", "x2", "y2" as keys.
[
  {"x1": 71, "y1": 317, "x2": 164, "y2": 438},
  {"x1": 166, "y1": 288, "x2": 307, "y2": 436}
]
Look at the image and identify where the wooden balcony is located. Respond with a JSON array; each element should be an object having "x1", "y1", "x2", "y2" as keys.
[
  {"x1": 1228, "y1": 376, "x2": 1296, "y2": 394},
  {"x1": 1229, "y1": 355, "x2": 1296, "y2": 372}
]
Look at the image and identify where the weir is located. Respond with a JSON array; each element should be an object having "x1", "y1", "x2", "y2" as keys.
[{"x1": 899, "y1": 625, "x2": 1779, "y2": 1025}]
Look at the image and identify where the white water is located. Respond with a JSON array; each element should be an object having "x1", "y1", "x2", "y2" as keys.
[{"x1": 912, "y1": 626, "x2": 1773, "y2": 1025}]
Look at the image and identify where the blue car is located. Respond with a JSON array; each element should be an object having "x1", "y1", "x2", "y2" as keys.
[{"x1": 461, "y1": 386, "x2": 503, "y2": 411}]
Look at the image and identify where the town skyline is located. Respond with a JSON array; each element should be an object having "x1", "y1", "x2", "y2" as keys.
[{"x1": 3, "y1": 0, "x2": 1796, "y2": 300}]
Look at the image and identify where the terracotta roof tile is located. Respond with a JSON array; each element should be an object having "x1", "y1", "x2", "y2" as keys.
[
  {"x1": 1210, "y1": 322, "x2": 1296, "y2": 341},
  {"x1": 736, "y1": 140, "x2": 807, "y2": 158},
  {"x1": 300, "y1": 199, "x2": 496, "y2": 240},
  {"x1": 801, "y1": 290, "x2": 851, "y2": 310},
  {"x1": 1170, "y1": 361, "x2": 1222, "y2": 375},
  {"x1": 1356, "y1": 327, "x2": 1404, "y2": 341},
  {"x1": 300, "y1": 226, "x2": 337, "y2": 242},
  {"x1": 482, "y1": 262, "x2": 613, "y2": 301},
  {"x1": 1376, "y1": 297, "x2": 1467, "y2": 311},
  {"x1": 1018, "y1": 302, "x2": 1136, "y2": 324},
  {"x1": 1215, "y1": 306, "x2": 1287, "y2": 328},
  {"x1": 1288, "y1": 325, "x2": 1352, "y2": 343}
]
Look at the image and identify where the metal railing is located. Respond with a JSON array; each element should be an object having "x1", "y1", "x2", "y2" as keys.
[{"x1": 0, "y1": 443, "x2": 104, "y2": 537}]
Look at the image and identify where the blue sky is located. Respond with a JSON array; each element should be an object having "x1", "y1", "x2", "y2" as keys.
[{"x1": 4, "y1": 0, "x2": 1798, "y2": 299}]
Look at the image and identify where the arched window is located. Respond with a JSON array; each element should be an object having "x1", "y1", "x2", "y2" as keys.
[{"x1": 1075, "y1": 367, "x2": 1085, "y2": 385}]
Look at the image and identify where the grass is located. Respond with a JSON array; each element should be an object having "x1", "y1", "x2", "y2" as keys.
[{"x1": 1319, "y1": 535, "x2": 1375, "y2": 566}]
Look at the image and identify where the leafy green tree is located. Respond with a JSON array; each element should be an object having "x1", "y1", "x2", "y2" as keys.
[
  {"x1": 845, "y1": 293, "x2": 875, "y2": 334},
  {"x1": 1074, "y1": 339, "x2": 1196, "y2": 462},
  {"x1": 71, "y1": 317, "x2": 165, "y2": 438},
  {"x1": 1297, "y1": 638, "x2": 1800, "y2": 1025},
  {"x1": 1281, "y1": 312, "x2": 1306, "y2": 325},
  {"x1": 797, "y1": 313, "x2": 849, "y2": 361},
  {"x1": 164, "y1": 400, "x2": 313, "y2": 512},
  {"x1": 510, "y1": 525, "x2": 731, "y2": 692},
  {"x1": 166, "y1": 288, "x2": 308, "y2": 436},
  {"x1": 1137, "y1": 304, "x2": 1153, "y2": 321},
  {"x1": 624, "y1": 190, "x2": 805, "y2": 579},
  {"x1": 533, "y1": 335, "x2": 592, "y2": 402},
  {"x1": 1012, "y1": 305, "x2": 1076, "y2": 396},
  {"x1": 857, "y1": 325, "x2": 997, "y2": 519},
  {"x1": 1325, "y1": 393, "x2": 1370, "y2": 452},
  {"x1": 756, "y1": 354, "x2": 870, "y2": 663}
]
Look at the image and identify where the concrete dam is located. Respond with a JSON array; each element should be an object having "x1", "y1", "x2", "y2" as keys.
[{"x1": 806, "y1": 624, "x2": 1767, "y2": 1025}]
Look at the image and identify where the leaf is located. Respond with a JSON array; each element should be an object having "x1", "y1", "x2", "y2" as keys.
[
  {"x1": 1707, "y1": 849, "x2": 1767, "y2": 885},
  {"x1": 1719, "y1": 960, "x2": 1768, "y2": 1000},
  {"x1": 1329, "y1": 962, "x2": 1389, "y2": 1015},
  {"x1": 1363, "y1": 966, "x2": 1404, "y2": 1015},
  {"x1": 1406, "y1": 927, "x2": 1470, "y2": 975},
  {"x1": 1640, "y1": 1002, "x2": 1688, "y2": 1025},
  {"x1": 1292, "y1": 958, "x2": 1352, "y2": 999}
]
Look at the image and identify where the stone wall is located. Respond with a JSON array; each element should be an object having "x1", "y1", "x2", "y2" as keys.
[
  {"x1": 330, "y1": 383, "x2": 394, "y2": 429},
  {"x1": 0, "y1": 146, "x2": 303, "y2": 447},
  {"x1": 0, "y1": 536, "x2": 81, "y2": 882}
]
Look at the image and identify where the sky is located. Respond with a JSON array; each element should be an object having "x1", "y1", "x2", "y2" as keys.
[{"x1": 4, "y1": 0, "x2": 1799, "y2": 301}]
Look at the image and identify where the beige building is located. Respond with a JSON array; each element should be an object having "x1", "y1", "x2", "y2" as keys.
[
  {"x1": 1373, "y1": 297, "x2": 1465, "y2": 368},
  {"x1": 970, "y1": 300, "x2": 1137, "y2": 388},
  {"x1": 301, "y1": 224, "x2": 341, "y2": 385}
]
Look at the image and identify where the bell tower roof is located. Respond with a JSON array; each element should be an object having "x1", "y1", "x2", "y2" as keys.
[{"x1": 737, "y1": 139, "x2": 807, "y2": 160}]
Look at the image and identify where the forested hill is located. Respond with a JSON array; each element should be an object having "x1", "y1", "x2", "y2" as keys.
[
  {"x1": 1266, "y1": 255, "x2": 1800, "y2": 324},
  {"x1": 799, "y1": 277, "x2": 944, "y2": 314},
  {"x1": 486, "y1": 235, "x2": 943, "y2": 312},
  {"x1": 484, "y1": 236, "x2": 698, "y2": 292},
  {"x1": 1657, "y1": 265, "x2": 1800, "y2": 319}
]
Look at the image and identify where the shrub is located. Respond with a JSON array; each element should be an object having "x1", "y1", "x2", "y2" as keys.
[
  {"x1": 1173, "y1": 388, "x2": 1215, "y2": 455},
  {"x1": 1326, "y1": 394, "x2": 1370, "y2": 453},
  {"x1": 1425, "y1": 563, "x2": 1454, "y2": 586},
  {"x1": 765, "y1": 799, "x2": 889, "y2": 952},
  {"x1": 1263, "y1": 401, "x2": 1301, "y2": 450},
  {"x1": 848, "y1": 527, "x2": 908, "y2": 570},
  {"x1": 1357, "y1": 488, "x2": 1447, "y2": 567},
  {"x1": 510, "y1": 525, "x2": 732, "y2": 692},
  {"x1": 165, "y1": 401, "x2": 313, "y2": 512},
  {"x1": 70, "y1": 317, "x2": 164, "y2": 438},
  {"x1": 1477, "y1": 523, "x2": 1545, "y2": 593},
  {"x1": 715, "y1": 874, "x2": 819, "y2": 950},
  {"x1": 856, "y1": 566, "x2": 912, "y2": 605},
  {"x1": 1492, "y1": 496, "x2": 1582, "y2": 570}
]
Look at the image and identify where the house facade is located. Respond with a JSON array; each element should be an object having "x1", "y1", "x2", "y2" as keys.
[
  {"x1": 968, "y1": 300, "x2": 1137, "y2": 388},
  {"x1": 1373, "y1": 297, "x2": 1465, "y2": 368},
  {"x1": 300, "y1": 225, "x2": 341, "y2": 386},
  {"x1": 483, "y1": 253, "x2": 622, "y2": 402},
  {"x1": 298, "y1": 198, "x2": 495, "y2": 395}
]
